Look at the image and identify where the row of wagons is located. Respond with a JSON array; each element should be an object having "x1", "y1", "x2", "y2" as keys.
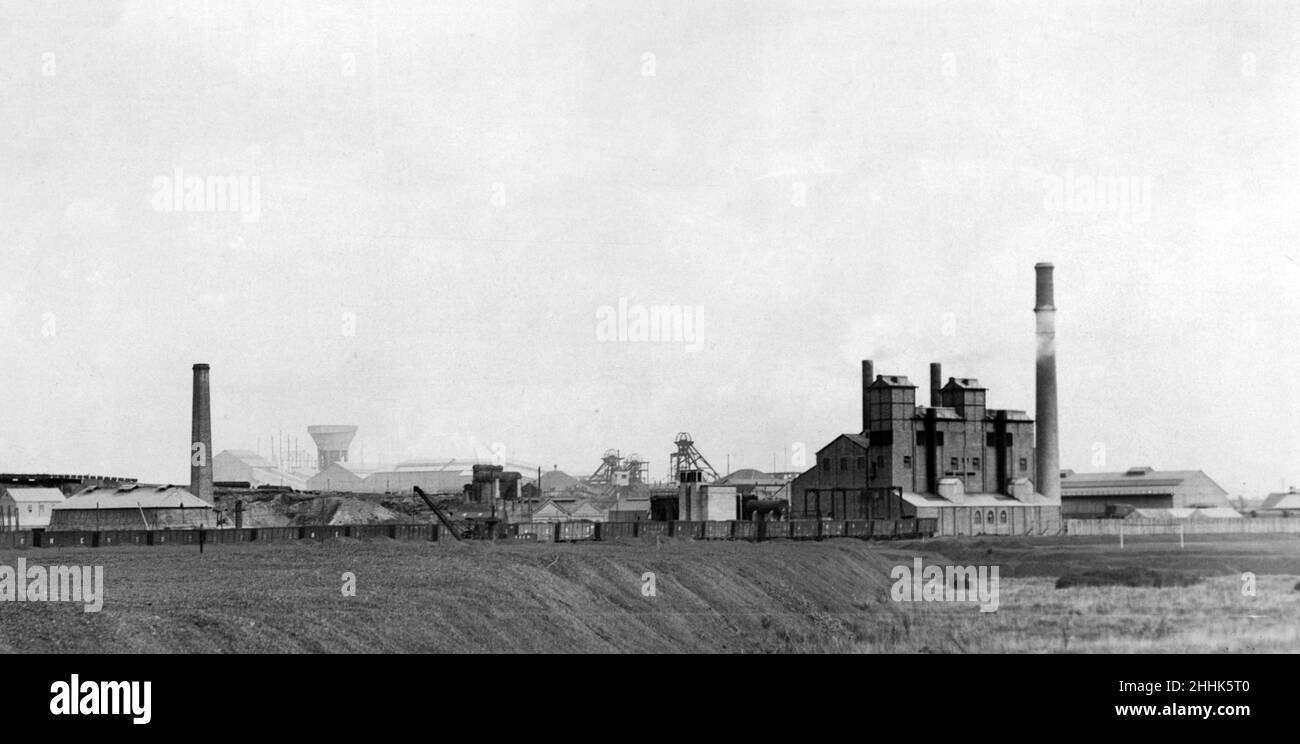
[{"x1": 0, "y1": 517, "x2": 937, "y2": 550}]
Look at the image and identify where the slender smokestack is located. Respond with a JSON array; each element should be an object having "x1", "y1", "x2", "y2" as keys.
[
  {"x1": 929, "y1": 363, "x2": 942, "y2": 408},
  {"x1": 190, "y1": 363, "x2": 214, "y2": 504},
  {"x1": 1034, "y1": 263, "x2": 1060, "y2": 502},
  {"x1": 861, "y1": 359, "x2": 874, "y2": 433}
]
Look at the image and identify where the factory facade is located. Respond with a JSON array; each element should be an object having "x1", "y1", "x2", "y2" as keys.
[
  {"x1": 789, "y1": 263, "x2": 1063, "y2": 536},
  {"x1": 790, "y1": 369, "x2": 1060, "y2": 535}
]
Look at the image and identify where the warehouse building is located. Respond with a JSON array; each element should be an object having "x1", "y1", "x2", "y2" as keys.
[
  {"x1": 307, "y1": 461, "x2": 373, "y2": 492},
  {"x1": 0, "y1": 486, "x2": 66, "y2": 529},
  {"x1": 49, "y1": 484, "x2": 216, "y2": 531},
  {"x1": 213, "y1": 450, "x2": 310, "y2": 491},
  {"x1": 1059, "y1": 467, "x2": 1231, "y2": 518}
]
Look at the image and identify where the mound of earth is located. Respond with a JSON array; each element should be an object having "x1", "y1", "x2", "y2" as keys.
[{"x1": 283, "y1": 497, "x2": 403, "y2": 526}]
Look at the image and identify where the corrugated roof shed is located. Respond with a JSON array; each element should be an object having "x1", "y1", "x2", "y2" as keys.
[
  {"x1": 1059, "y1": 469, "x2": 1223, "y2": 497},
  {"x1": 58, "y1": 485, "x2": 212, "y2": 510}
]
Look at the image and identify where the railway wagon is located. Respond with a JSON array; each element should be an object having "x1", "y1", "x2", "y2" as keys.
[
  {"x1": 512, "y1": 523, "x2": 554, "y2": 542},
  {"x1": 819, "y1": 520, "x2": 846, "y2": 538},
  {"x1": 870, "y1": 519, "x2": 898, "y2": 538},
  {"x1": 761, "y1": 520, "x2": 792, "y2": 540},
  {"x1": 789, "y1": 520, "x2": 820, "y2": 540},
  {"x1": 0, "y1": 531, "x2": 33, "y2": 548},
  {"x1": 596, "y1": 522, "x2": 637, "y2": 540},
  {"x1": 671, "y1": 521, "x2": 704, "y2": 539},
  {"x1": 702, "y1": 521, "x2": 732, "y2": 540},
  {"x1": 843, "y1": 520, "x2": 871, "y2": 538},
  {"x1": 637, "y1": 521, "x2": 668, "y2": 538},
  {"x1": 732, "y1": 521, "x2": 757, "y2": 540},
  {"x1": 555, "y1": 521, "x2": 595, "y2": 542}
]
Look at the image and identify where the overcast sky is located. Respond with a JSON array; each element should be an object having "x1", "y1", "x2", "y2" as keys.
[{"x1": 2, "y1": 1, "x2": 1297, "y2": 497}]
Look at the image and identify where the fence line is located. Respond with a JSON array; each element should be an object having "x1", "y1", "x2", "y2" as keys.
[{"x1": 1066, "y1": 517, "x2": 1300, "y2": 536}]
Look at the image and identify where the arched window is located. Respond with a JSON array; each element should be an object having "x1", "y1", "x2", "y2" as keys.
[
  {"x1": 986, "y1": 510, "x2": 995, "y2": 524},
  {"x1": 999, "y1": 510, "x2": 1008, "y2": 524},
  {"x1": 973, "y1": 510, "x2": 982, "y2": 525}
]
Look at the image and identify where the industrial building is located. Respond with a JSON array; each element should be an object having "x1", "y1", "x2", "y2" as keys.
[
  {"x1": 1058, "y1": 467, "x2": 1231, "y2": 518},
  {"x1": 677, "y1": 471, "x2": 738, "y2": 521},
  {"x1": 788, "y1": 263, "x2": 1063, "y2": 536},
  {"x1": 1255, "y1": 488, "x2": 1300, "y2": 516},
  {"x1": 213, "y1": 450, "x2": 311, "y2": 491},
  {"x1": 0, "y1": 473, "x2": 137, "y2": 497},
  {"x1": 531, "y1": 499, "x2": 606, "y2": 523},
  {"x1": 0, "y1": 486, "x2": 66, "y2": 529},
  {"x1": 49, "y1": 484, "x2": 216, "y2": 531}
]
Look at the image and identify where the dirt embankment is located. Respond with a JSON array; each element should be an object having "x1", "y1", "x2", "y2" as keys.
[
  {"x1": 3, "y1": 536, "x2": 1298, "y2": 653},
  {"x1": 0, "y1": 540, "x2": 917, "y2": 653}
]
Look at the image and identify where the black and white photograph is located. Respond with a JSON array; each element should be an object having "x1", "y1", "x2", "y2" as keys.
[{"x1": 0, "y1": 0, "x2": 1295, "y2": 727}]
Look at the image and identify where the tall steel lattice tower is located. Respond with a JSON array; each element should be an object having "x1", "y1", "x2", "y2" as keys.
[{"x1": 669, "y1": 432, "x2": 719, "y2": 483}]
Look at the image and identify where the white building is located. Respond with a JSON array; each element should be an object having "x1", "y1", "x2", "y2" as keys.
[{"x1": 0, "y1": 487, "x2": 66, "y2": 529}]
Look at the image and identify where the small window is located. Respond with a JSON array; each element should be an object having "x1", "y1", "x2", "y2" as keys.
[
  {"x1": 822, "y1": 458, "x2": 831, "y2": 471},
  {"x1": 1019, "y1": 458, "x2": 1028, "y2": 472},
  {"x1": 875, "y1": 455, "x2": 885, "y2": 468},
  {"x1": 839, "y1": 457, "x2": 848, "y2": 471},
  {"x1": 27, "y1": 505, "x2": 33, "y2": 513},
  {"x1": 999, "y1": 510, "x2": 1008, "y2": 524},
  {"x1": 950, "y1": 457, "x2": 959, "y2": 471},
  {"x1": 974, "y1": 510, "x2": 982, "y2": 525},
  {"x1": 903, "y1": 455, "x2": 912, "y2": 469},
  {"x1": 972, "y1": 457, "x2": 980, "y2": 470},
  {"x1": 986, "y1": 510, "x2": 995, "y2": 523},
  {"x1": 856, "y1": 457, "x2": 866, "y2": 470}
]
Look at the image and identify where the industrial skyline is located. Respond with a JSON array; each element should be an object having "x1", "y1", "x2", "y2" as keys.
[{"x1": 1, "y1": 1, "x2": 1296, "y2": 498}]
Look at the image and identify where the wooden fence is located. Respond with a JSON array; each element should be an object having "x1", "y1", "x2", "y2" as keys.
[{"x1": 1065, "y1": 517, "x2": 1300, "y2": 536}]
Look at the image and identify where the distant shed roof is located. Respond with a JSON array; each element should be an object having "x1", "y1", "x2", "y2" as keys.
[
  {"x1": 1059, "y1": 469, "x2": 1222, "y2": 498},
  {"x1": 1261, "y1": 490, "x2": 1300, "y2": 511}
]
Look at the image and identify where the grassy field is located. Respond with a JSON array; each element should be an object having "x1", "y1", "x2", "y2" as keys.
[{"x1": 1, "y1": 533, "x2": 1297, "y2": 653}]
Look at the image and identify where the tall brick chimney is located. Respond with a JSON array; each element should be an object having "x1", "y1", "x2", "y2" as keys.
[
  {"x1": 861, "y1": 359, "x2": 874, "y2": 433},
  {"x1": 929, "y1": 362, "x2": 942, "y2": 408},
  {"x1": 1034, "y1": 264, "x2": 1060, "y2": 503},
  {"x1": 190, "y1": 363, "x2": 214, "y2": 504}
]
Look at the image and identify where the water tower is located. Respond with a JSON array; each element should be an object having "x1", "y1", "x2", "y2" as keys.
[{"x1": 308, "y1": 425, "x2": 358, "y2": 469}]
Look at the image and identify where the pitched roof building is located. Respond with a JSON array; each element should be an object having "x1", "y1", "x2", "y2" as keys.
[
  {"x1": 0, "y1": 487, "x2": 66, "y2": 529},
  {"x1": 1058, "y1": 466, "x2": 1230, "y2": 517},
  {"x1": 49, "y1": 484, "x2": 216, "y2": 531}
]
